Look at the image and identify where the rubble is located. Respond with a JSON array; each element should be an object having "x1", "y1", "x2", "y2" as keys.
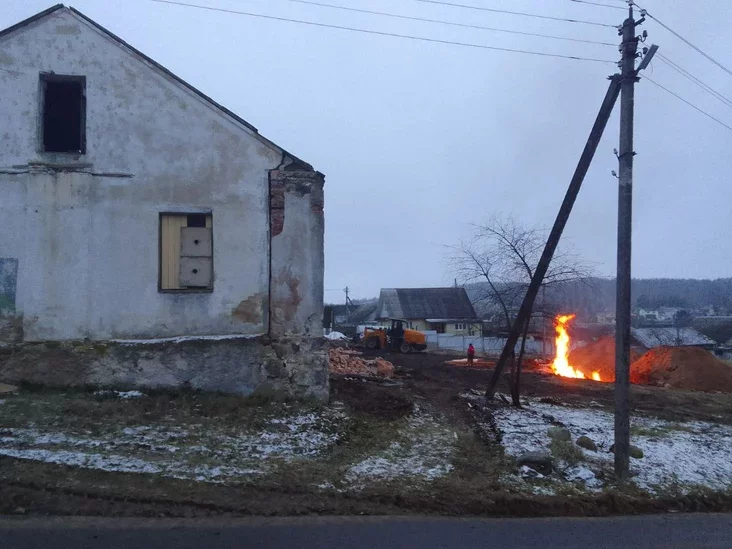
[{"x1": 328, "y1": 348, "x2": 395, "y2": 379}]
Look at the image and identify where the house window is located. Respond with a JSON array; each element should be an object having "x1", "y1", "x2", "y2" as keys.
[
  {"x1": 41, "y1": 74, "x2": 86, "y2": 153},
  {"x1": 160, "y1": 213, "x2": 213, "y2": 291}
]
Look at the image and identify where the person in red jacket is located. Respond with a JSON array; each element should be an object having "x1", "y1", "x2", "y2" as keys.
[{"x1": 467, "y1": 343, "x2": 475, "y2": 366}]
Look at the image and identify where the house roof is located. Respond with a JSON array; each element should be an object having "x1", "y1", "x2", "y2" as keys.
[
  {"x1": 631, "y1": 327, "x2": 716, "y2": 348},
  {"x1": 0, "y1": 4, "x2": 317, "y2": 172},
  {"x1": 376, "y1": 288, "x2": 477, "y2": 321}
]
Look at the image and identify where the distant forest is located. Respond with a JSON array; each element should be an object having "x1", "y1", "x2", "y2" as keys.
[{"x1": 546, "y1": 278, "x2": 732, "y2": 317}]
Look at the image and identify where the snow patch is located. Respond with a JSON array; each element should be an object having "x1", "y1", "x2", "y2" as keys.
[
  {"x1": 111, "y1": 333, "x2": 263, "y2": 345},
  {"x1": 325, "y1": 331, "x2": 348, "y2": 341},
  {"x1": 0, "y1": 407, "x2": 349, "y2": 483},
  {"x1": 489, "y1": 397, "x2": 732, "y2": 493},
  {"x1": 346, "y1": 405, "x2": 455, "y2": 486},
  {"x1": 95, "y1": 390, "x2": 146, "y2": 399}
]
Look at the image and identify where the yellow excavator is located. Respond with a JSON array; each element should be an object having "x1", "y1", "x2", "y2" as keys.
[{"x1": 362, "y1": 319, "x2": 427, "y2": 353}]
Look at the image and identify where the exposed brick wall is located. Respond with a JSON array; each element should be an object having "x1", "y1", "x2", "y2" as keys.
[{"x1": 268, "y1": 168, "x2": 325, "y2": 338}]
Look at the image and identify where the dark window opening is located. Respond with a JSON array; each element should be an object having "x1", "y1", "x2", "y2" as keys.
[
  {"x1": 187, "y1": 214, "x2": 206, "y2": 227},
  {"x1": 41, "y1": 75, "x2": 86, "y2": 153}
]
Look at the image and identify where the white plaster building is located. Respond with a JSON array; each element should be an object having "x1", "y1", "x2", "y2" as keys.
[{"x1": 0, "y1": 5, "x2": 326, "y2": 399}]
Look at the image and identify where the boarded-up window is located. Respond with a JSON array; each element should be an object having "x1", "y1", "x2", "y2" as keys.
[{"x1": 160, "y1": 213, "x2": 213, "y2": 291}]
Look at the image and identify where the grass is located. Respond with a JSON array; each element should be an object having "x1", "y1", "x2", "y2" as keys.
[
  {"x1": 631, "y1": 423, "x2": 696, "y2": 439},
  {"x1": 549, "y1": 438, "x2": 586, "y2": 467}
]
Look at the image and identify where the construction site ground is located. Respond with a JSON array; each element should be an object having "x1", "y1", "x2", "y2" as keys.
[{"x1": 1, "y1": 349, "x2": 732, "y2": 518}]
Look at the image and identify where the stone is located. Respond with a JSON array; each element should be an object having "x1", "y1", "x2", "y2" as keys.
[
  {"x1": 576, "y1": 435, "x2": 598, "y2": 452},
  {"x1": 609, "y1": 443, "x2": 644, "y2": 459},
  {"x1": 0, "y1": 336, "x2": 328, "y2": 402},
  {"x1": 519, "y1": 465, "x2": 544, "y2": 479},
  {"x1": 547, "y1": 426, "x2": 571, "y2": 442},
  {"x1": 517, "y1": 451, "x2": 554, "y2": 475},
  {"x1": 0, "y1": 382, "x2": 18, "y2": 394}
]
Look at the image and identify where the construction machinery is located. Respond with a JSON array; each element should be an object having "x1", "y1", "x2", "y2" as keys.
[{"x1": 362, "y1": 319, "x2": 427, "y2": 353}]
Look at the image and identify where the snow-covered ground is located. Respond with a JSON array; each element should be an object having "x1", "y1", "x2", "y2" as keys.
[
  {"x1": 345, "y1": 404, "x2": 456, "y2": 488},
  {"x1": 471, "y1": 393, "x2": 732, "y2": 494},
  {"x1": 110, "y1": 334, "x2": 262, "y2": 345},
  {"x1": 94, "y1": 390, "x2": 146, "y2": 399},
  {"x1": 0, "y1": 407, "x2": 347, "y2": 483}
]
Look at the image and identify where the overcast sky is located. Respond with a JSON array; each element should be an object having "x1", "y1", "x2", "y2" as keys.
[{"x1": 5, "y1": 0, "x2": 731, "y2": 300}]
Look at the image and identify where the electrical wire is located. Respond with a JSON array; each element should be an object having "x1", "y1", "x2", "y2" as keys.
[
  {"x1": 569, "y1": 0, "x2": 626, "y2": 9},
  {"x1": 415, "y1": 0, "x2": 616, "y2": 28},
  {"x1": 150, "y1": 0, "x2": 616, "y2": 63},
  {"x1": 643, "y1": 76, "x2": 732, "y2": 132},
  {"x1": 657, "y1": 54, "x2": 732, "y2": 109},
  {"x1": 266, "y1": 0, "x2": 617, "y2": 46},
  {"x1": 632, "y1": 2, "x2": 732, "y2": 78}
]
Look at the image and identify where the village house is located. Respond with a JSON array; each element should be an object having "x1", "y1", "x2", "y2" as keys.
[
  {"x1": 630, "y1": 327, "x2": 717, "y2": 351},
  {"x1": 0, "y1": 6, "x2": 326, "y2": 399},
  {"x1": 374, "y1": 288, "x2": 479, "y2": 335}
]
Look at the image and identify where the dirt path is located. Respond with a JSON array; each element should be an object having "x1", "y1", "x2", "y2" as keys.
[{"x1": 2, "y1": 351, "x2": 732, "y2": 518}]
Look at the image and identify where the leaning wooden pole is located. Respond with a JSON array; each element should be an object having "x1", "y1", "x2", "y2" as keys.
[{"x1": 486, "y1": 74, "x2": 622, "y2": 399}]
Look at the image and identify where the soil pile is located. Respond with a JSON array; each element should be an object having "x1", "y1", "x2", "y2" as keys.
[
  {"x1": 328, "y1": 348, "x2": 395, "y2": 378},
  {"x1": 569, "y1": 336, "x2": 642, "y2": 382},
  {"x1": 631, "y1": 346, "x2": 732, "y2": 392}
]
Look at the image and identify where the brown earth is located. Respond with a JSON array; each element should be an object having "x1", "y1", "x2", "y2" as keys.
[
  {"x1": 569, "y1": 336, "x2": 643, "y2": 382},
  {"x1": 4, "y1": 350, "x2": 732, "y2": 518},
  {"x1": 631, "y1": 346, "x2": 732, "y2": 392}
]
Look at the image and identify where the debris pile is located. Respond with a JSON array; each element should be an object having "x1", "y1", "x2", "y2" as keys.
[
  {"x1": 329, "y1": 348, "x2": 395, "y2": 378},
  {"x1": 631, "y1": 346, "x2": 732, "y2": 392}
]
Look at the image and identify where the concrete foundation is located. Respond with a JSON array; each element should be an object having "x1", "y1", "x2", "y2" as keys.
[{"x1": 0, "y1": 336, "x2": 329, "y2": 402}]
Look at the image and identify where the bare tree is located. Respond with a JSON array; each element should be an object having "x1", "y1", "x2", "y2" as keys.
[{"x1": 449, "y1": 216, "x2": 595, "y2": 406}]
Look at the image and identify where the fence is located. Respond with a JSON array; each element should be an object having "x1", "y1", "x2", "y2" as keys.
[{"x1": 424, "y1": 332, "x2": 552, "y2": 357}]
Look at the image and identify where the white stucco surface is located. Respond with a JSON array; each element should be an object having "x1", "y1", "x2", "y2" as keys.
[{"x1": 0, "y1": 9, "x2": 307, "y2": 340}]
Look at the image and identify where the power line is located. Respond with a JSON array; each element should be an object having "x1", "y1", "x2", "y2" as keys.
[
  {"x1": 632, "y1": 3, "x2": 732, "y2": 79},
  {"x1": 150, "y1": 0, "x2": 616, "y2": 63},
  {"x1": 644, "y1": 76, "x2": 732, "y2": 132},
  {"x1": 569, "y1": 0, "x2": 626, "y2": 9},
  {"x1": 657, "y1": 54, "x2": 732, "y2": 109},
  {"x1": 265, "y1": 0, "x2": 617, "y2": 46},
  {"x1": 415, "y1": 0, "x2": 616, "y2": 28}
]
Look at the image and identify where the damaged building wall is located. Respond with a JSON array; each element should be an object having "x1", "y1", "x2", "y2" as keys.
[
  {"x1": 269, "y1": 169, "x2": 326, "y2": 338},
  {"x1": 0, "y1": 7, "x2": 327, "y2": 399},
  {"x1": 0, "y1": 9, "x2": 286, "y2": 341}
]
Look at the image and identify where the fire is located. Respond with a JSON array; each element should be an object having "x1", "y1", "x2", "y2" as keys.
[{"x1": 551, "y1": 314, "x2": 602, "y2": 381}]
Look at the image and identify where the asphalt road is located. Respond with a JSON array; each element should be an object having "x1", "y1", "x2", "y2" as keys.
[{"x1": 2, "y1": 514, "x2": 732, "y2": 549}]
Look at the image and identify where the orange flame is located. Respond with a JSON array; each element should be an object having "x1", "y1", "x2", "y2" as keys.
[{"x1": 551, "y1": 314, "x2": 602, "y2": 381}]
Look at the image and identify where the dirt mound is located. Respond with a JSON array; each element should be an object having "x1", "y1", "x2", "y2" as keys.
[
  {"x1": 631, "y1": 346, "x2": 732, "y2": 392},
  {"x1": 569, "y1": 336, "x2": 642, "y2": 382},
  {"x1": 329, "y1": 348, "x2": 394, "y2": 379}
]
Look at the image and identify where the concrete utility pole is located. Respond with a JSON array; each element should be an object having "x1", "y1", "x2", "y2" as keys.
[
  {"x1": 485, "y1": 75, "x2": 621, "y2": 399},
  {"x1": 613, "y1": 2, "x2": 658, "y2": 481},
  {"x1": 344, "y1": 286, "x2": 351, "y2": 323},
  {"x1": 614, "y1": 2, "x2": 641, "y2": 482}
]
